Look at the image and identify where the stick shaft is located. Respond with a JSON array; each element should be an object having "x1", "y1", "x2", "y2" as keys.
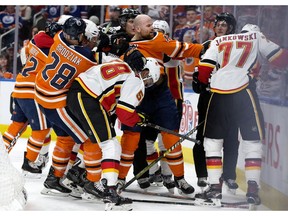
[
  {"x1": 145, "y1": 122, "x2": 197, "y2": 142},
  {"x1": 7, "y1": 121, "x2": 28, "y2": 153},
  {"x1": 121, "y1": 121, "x2": 204, "y2": 191}
]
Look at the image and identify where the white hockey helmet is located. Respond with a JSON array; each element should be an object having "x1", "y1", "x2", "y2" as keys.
[
  {"x1": 153, "y1": 20, "x2": 170, "y2": 35},
  {"x1": 141, "y1": 57, "x2": 161, "y2": 88},
  {"x1": 83, "y1": 19, "x2": 100, "y2": 41},
  {"x1": 241, "y1": 24, "x2": 260, "y2": 32},
  {"x1": 57, "y1": 15, "x2": 72, "y2": 25}
]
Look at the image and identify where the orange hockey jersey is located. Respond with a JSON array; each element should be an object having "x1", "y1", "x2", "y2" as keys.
[
  {"x1": 35, "y1": 31, "x2": 97, "y2": 109},
  {"x1": 12, "y1": 32, "x2": 54, "y2": 99},
  {"x1": 129, "y1": 32, "x2": 203, "y2": 75}
]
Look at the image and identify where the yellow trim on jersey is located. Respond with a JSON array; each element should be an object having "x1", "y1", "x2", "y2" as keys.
[
  {"x1": 246, "y1": 89, "x2": 264, "y2": 140},
  {"x1": 99, "y1": 103, "x2": 112, "y2": 139},
  {"x1": 76, "y1": 78, "x2": 98, "y2": 99},
  {"x1": 203, "y1": 92, "x2": 214, "y2": 135},
  {"x1": 211, "y1": 83, "x2": 249, "y2": 94},
  {"x1": 198, "y1": 61, "x2": 215, "y2": 69},
  {"x1": 117, "y1": 104, "x2": 135, "y2": 113},
  {"x1": 268, "y1": 49, "x2": 283, "y2": 62},
  {"x1": 77, "y1": 92, "x2": 101, "y2": 143}
]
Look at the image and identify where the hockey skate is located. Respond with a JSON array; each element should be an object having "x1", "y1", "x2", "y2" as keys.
[
  {"x1": 197, "y1": 177, "x2": 209, "y2": 193},
  {"x1": 162, "y1": 175, "x2": 175, "y2": 194},
  {"x1": 82, "y1": 180, "x2": 105, "y2": 201},
  {"x1": 35, "y1": 153, "x2": 49, "y2": 170},
  {"x1": 149, "y1": 168, "x2": 163, "y2": 187},
  {"x1": 174, "y1": 177, "x2": 194, "y2": 195},
  {"x1": 246, "y1": 180, "x2": 261, "y2": 210},
  {"x1": 62, "y1": 165, "x2": 88, "y2": 198},
  {"x1": 66, "y1": 164, "x2": 88, "y2": 187},
  {"x1": 41, "y1": 167, "x2": 71, "y2": 197},
  {"x1": 102, "y1": 179, "x2": 133, "y2": 211},
  {"x1": 194, "y1": 184, "x2": 222, "y2": 207},
  {"x1": 61, "y1": 177, "x2": 84, "y2": 198},
  {"x1": 21, "y1": 152, "x2": 42, "y2": 179},
  {"x1": 137, "y1": 177, "x2": 150, "y2": 191},
  {"x1": 220, "y1": 177, "x2": 238, "y2": 195}
]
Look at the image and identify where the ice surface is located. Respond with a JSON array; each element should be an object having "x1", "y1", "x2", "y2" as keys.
[{"x1": 6, "y1": 138, "x2": 274, "y2": 215}]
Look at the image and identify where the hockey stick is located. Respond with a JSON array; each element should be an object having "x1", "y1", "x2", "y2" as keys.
[
  {"x1": 143, "y1": 122, "x2": 197, "y2": 142},
  {"x1": 119, "y1": 121, "x2": 204, "y2": 192},
  {"x1": 7, "y1": 121, "x2": 29, "y2": 153},
  {"x1": 131, "y1": 198, "x2": 250, "y2": 209},
  {"x1": 125, "y1": 188, "x2": 249, "y2": 206}
]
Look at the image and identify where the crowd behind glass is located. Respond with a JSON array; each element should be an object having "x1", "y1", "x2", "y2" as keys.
[{"x1": 0, "y1": 5, "x2": 287, "y2": 104}]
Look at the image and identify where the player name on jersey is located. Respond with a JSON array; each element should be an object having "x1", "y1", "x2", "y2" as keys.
[
  {"x1": 55, "y1": 44, "x2": 83, "y2": 65},
  {"x1": 215, "y1": 33, "x2": 257, "y2": 46}
]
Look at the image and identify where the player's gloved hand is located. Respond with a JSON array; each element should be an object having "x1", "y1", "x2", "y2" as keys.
[
  {"x1": 136, "y1": 112, "x2": 149, "y2": 126},
  {"x1": 124, "y1": 47, "x2": 147, "y2": 72},
  {"x1": 192, "y1": 69, "x2": 208, "y2": 94},
  {"x1": 110, "y1": 32, "x2": 129, "y2": 45},
  {"x1": 97, "y1": 31, "x2": 111, "y2": 52},
  {"x1": 108, "y1": 31, "x2": 131, "y2": 56},
  {"x1": 199, "y1": 40, "x2": 211, "y2": 58}
]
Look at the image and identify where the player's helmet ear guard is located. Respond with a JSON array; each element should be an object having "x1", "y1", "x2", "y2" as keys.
[
  {"x1": 63, "y1": 17, "x2": 86, "y2": 40},
  {"x1": 214, "y1": 12, "x2": 236, "y2": 34},
  {"x1": 141, "y1": 57, "x2": 161, "y2": 88}
]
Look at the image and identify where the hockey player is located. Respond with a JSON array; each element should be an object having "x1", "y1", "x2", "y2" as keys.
[
  {"x1": 213, "y1": 13, "x2": 240, "y2": 193},
  {"x1": 59, "y1": 18, "x2": 101, "y2": 197},
  {"x1": 195, "y1": 23, "x2": 288, "y2": 206},
  {"x1": 117, "y1": 14, "x2": 206, "y2": 195},
  {"x1": 137, "y1": 20, "x2": 182, "y2": 191},
  {"x1": 2, "y1": 21, "x2": 62, "y2": 176},
  {"x1": 65, "y1": 50, "x2": 147, "y2": 210},
  {"x1": 117, "y1": 8, "x2": 155, "y2": 189},
  {"x1": 110, "y1": 8, "x2": 141, "y2": 57},
  {"x1": 96, "y1": 8, "x2": 141, "y2": 58},
  {"x1": 96, "y1": 8, "x2": 152, "y2": 189},
  {"x1": 34, "y1": 17, "x2": 100, "y2": 196},
  {"x1": 193, "y1": 12, "x2": 240, "y2": 193}
]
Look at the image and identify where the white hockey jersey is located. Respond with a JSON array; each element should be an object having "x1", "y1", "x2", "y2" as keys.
[
  {"x1": 198, "y1": 31, "x2": 288, "y2": 94},
  {"x1": 76, "y1": 60, "x2": 145, "y2": 127}
]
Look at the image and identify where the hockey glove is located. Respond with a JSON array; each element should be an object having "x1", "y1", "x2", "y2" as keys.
[
  {"x1": 124, "y1": 47, "x2": 147, "y2": 72},
  {"x1": 199, "y1": 40, "x2": 211, "y2": 58},
  {"x1": 110, "y1": 32, "x2": 130, "y2": 56},
  {"x1": 136, "y1": 112, "x2": 149, "y2": 126},
  {"x1": 97, "y1": 31, "x2": 111, "y2": 52},
  {"x1": 192, "y1": 70, "x2": 208, "y2": 94}
]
